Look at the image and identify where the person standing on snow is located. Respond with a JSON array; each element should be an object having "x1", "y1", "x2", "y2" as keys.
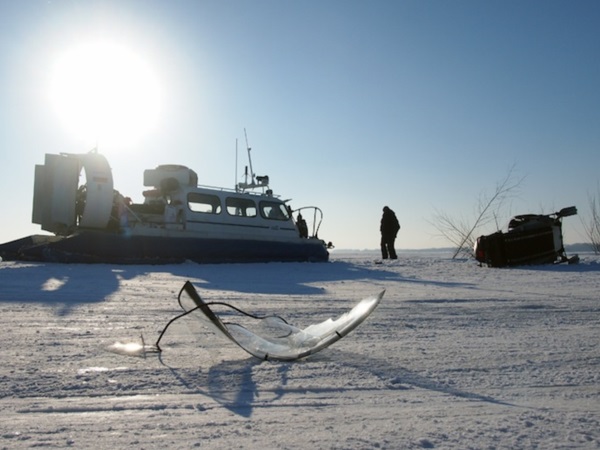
[{"x1": 380, "y1": 206, "x2": 400, "y2": 259}]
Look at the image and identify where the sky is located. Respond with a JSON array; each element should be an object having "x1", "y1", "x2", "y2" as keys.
[{"x1": 1, "y1": 0, "x2": 599, "y2": 250}]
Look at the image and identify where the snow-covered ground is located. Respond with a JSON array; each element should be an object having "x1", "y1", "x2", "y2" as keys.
[{"x1": 1, "y1": 250, "x2": 599, "y2": 449}]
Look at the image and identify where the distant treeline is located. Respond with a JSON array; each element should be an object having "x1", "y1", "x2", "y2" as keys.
[
  {"x1": 335, "y1": 244, "x2": 596, "y2": 253},
  {"x1": 565, "y1": 243, "x2": 596, "y2": 252}
]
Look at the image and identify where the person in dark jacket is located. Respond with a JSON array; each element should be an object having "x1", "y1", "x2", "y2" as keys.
[{"x1": 380, "y1": 206, "x2": 400, "y2": 259}]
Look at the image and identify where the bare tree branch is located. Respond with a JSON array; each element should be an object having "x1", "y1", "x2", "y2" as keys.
[
  {"x1": 430, "y1": 164, "x2": 525, "y2": 259},
  {"x1": 582, "y1": 184, "x2": 600, "y2": 254}
]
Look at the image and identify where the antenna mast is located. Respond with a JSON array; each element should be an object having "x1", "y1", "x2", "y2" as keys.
[
  {"x1": 244, "y1": 128, "x2": 255, "y2": 185},
  {"x1": 236, "y1": 128, "x2": 270, "y2": 192}
]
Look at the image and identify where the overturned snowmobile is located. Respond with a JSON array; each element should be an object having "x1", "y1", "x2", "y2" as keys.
[{"x1": 474, "y1": 206, "x2": 578, "y2": 268}]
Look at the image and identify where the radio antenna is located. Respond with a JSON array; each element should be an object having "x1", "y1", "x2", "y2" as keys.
[{"x1": 235, "y1": 138, "x2": 239, "y2": 191}]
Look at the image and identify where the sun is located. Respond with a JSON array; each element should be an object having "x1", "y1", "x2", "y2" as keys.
[{"x1": 49, "y1": 40, "x2": 161, "y2": 148}]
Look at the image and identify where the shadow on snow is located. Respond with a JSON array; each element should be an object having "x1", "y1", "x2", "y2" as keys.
[
  {"x1": 0, "y1": 260, "x2": 472, "y2": 315},
  {"x1": 157, "y1": 349, "x2": 521, "y2": 419}
]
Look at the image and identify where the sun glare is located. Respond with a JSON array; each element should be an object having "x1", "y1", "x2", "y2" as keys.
[{"x1": 49, "y1": 40, "x2": 161, "y2": 148}]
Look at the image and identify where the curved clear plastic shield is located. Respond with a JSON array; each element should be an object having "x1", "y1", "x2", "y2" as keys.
[{"x1": 180, "y1": 281, "x2": 384, "y2": 361}]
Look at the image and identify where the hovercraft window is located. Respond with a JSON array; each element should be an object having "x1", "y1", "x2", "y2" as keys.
[
  {"x1": 226, "y1": 197, "x2": 257, "y2": 217},
  {"x1": 188, "y1": 193, "x2": 221, "y2": 214},
  {"x1": 260, "y1": 201, "x2": 290, "y2": 221}
]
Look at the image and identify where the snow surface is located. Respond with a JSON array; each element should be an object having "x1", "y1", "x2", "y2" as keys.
[{"x1": 1, "y1": 250, "x2": 599, "y2": 449}]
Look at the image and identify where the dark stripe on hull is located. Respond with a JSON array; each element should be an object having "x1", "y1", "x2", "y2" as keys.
[{"x1": 0, "y1": 232, "x2": 329, "y2": 264}]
